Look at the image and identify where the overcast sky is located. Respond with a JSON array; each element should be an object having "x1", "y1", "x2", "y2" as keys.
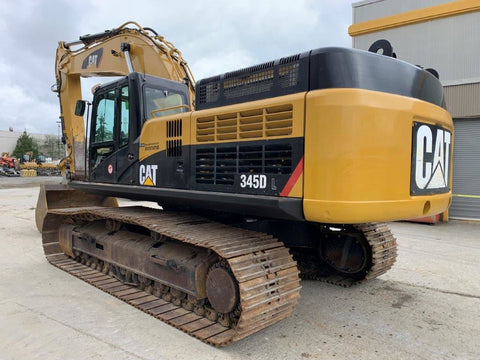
[{"x1": 0, "y1": 0, "x2": 354, "y2": 135}]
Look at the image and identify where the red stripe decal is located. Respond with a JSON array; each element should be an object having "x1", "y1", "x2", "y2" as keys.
[{"x1": 280, "y1": 157, "x2": 304, "y2": 197}]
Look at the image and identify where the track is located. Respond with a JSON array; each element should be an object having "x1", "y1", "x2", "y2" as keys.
[
  {"x1": 297, "y1": 223, "x2": 398, "y2": 287},
  {"x1": 40, "y1": 206, "x2": 396, "y2": 345},
  {"x1": 41, "y1": 206, "x2": 301, "y2": 346}
]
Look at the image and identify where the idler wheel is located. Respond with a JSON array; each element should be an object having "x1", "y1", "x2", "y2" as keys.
[
  {"x1": 318, "y1": 227, "x2": 370, "y2": 275},
  {"x1": 206, "y1": 263, "x2": 238, "y2": 314}
]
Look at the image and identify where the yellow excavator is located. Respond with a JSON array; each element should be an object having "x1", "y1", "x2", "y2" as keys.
[{"x1": 36, "y1": 21, "x2": 453, "y2": 346}]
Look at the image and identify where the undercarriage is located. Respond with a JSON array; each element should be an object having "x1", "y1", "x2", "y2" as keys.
[{"x1": 40, "y1": 201, "x2": 396, "y2": 346}]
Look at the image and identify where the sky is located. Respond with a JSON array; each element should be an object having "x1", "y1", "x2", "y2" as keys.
[{"x1": 0, "y1": 0, "x2": 354, "y2": 135}]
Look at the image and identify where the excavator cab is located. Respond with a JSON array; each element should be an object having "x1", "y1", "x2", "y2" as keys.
[
  {"x1": 37, "y1": 72, "x2": 190, "y2": 231},
  {"x1": 87, "y1": 72, "x2": 190, "y2": 184}
]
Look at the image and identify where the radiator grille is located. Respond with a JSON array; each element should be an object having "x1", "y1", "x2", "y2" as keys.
[
  {"x1": 195, "y1": 144, "x2": 292, "y2": 185},
  {"x1": 196, "y1": 104, "x2": 293, "y2": 142}
]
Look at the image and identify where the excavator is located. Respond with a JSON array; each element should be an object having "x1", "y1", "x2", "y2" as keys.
[{"x1": 36, "y1": 21, "x2": 453, "y2": 346}]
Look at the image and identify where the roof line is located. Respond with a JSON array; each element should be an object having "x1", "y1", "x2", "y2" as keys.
[{"x1": 349, "y1": 0, "x2": 480, "y2": 37}]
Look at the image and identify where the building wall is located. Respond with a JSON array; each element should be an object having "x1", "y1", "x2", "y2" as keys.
[
  {"x1": 0, "y1": 131, "x2": 20, "y2": 155},
  {"x1": 351, "y1": 3, "x2": 480, "y2": 85},
  {"x1": 353, "y1": 0, "x2": 452, "y2": 23},
  {"x1": 444, "y1": 83, "x2": 480, "y2": 118},
  {"x1": 0, "y1": 131, "x2": 61, "y2": 158}
]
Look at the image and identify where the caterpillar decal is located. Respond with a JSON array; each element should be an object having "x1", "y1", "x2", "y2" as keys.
[
  {"x1": 81, "y1": 48, "x2": 104, "y2": 69},
  {"x1": 411, "y1": 122, "x2": 452, "y2": 195},
  {"x1": 139, "y1": 164, "x2": 158, "y2": 186}
]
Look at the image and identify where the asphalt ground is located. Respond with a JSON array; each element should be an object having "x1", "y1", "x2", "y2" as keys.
[{"x1": 0, "y1": 176, "x2": 479, "y2": 359}]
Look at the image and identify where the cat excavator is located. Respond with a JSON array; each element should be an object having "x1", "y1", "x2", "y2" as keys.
[{"x1": 36, "y1": 21, "x2": 453, "y2": 346}]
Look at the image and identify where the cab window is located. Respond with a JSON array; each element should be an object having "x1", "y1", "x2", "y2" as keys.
[
  {"x1": 94, "y1": 90, "x2": 115, "y2": 143},
  {"x1": 119, "y1": 86, "x2": 129, "y2": 147},
  {"x1": 144, "y1": 86, "x2": 187, "y2": 119}
]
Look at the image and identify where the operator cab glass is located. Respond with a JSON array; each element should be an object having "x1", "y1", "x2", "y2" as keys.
[
  {"x1": 141, "y1": 74, "x2": 190, "y2": 121},
  {"x1": 119, "y1": 86, "x2": 129, "y2": 147},
  {"x1": 94, "y1": 89, "x2": 116, "y2": 143}
]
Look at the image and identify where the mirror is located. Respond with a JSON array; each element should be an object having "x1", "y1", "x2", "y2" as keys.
[{"x1": 75, "y1": 100, "x2": 86, "y2": 116}]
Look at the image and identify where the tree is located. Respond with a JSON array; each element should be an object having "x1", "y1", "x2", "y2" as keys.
[{"x1": 12, "y1": 131, "x2": 39, "y2": 159}]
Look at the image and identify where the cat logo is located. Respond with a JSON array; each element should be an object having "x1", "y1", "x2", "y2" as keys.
[
  {"x1": 81, "y1": 48, "x2": 103, "y2": 69},
  {"x1": 411, "y1": 122, "x2": 452, "y2": 195},
  {"x1": 139, "y1": 164, "x2": 158, "y2": 186}
]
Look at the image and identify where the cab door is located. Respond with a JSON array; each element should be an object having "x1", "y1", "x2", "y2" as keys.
[
  {"x1": 89, "y1": 82, "x2": 135, "y2": 183},
  {"x1": 114, "y1": 85, "x2": 136, "y2": 184}
]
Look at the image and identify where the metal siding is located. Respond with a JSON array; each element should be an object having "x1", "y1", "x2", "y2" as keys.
[
  {"x1": 353, "y1": 0, "x2": 452, "y2": 23},
  {"x1": 352, "y1": 11, "x2": 480, "y2": 83},
  {"x1": 449, "y1": 118, "x2": 480, "y2": 220},
  {"x1": 444, "y1": 83, "x2": 480, "y2": 118}
]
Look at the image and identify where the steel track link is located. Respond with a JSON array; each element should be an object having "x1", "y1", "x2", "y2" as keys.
[
  {"x1": 300, "y1": 223, "x2": 397, "y2": 287},
  {"x1": 41, "y1": 206, "x2": 301, "y2": 346}
]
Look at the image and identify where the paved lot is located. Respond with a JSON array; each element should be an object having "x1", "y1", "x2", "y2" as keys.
[{"x1": 0, "y1": 177, "x2": 479, "y2": 359}]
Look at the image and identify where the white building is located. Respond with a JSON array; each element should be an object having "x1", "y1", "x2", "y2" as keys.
[
  {"x1": 0, "y1": 130, "x2": 20, "y2": 155},
  {"x1": 0, "y1": 130, "x2": 62, "y2": 160}
]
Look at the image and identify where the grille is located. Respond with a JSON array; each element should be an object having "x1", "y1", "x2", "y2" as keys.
[
  {"x1": 196, "y1": 76, "x2": 220, "y2": 107},
  {"x1": 279, "y1": 54, "x2": 301, "y2": 65},
  {"x1": 215, "y1": 147, "x2": 237, "y2": 185},
  {"x1": 195, "y1": 148, "x2": 215, "y2": 184},
  {"x1": 167, "y1": 119, "x2": 182, "y2": 137},
  {"x1": 239, "y1": 146, "x2": 263, "y2": 174},
  {"x1": 196, "y1": 104, "x2": 293, "y2": 142},
  {"x1": 195, "y1": 144, "x2": 292, "y2": 185},
  {"x1": 224, "y1": 69, "x2": 274, "y2": 99},
  {"x1": 279, "y1": 63, "x2": 300, "y2": 88},
  {"x1": 167, "y1": 139, "x2": 182, "y2": 157},
  {"x1": 195, "y1": 51, "x2": 307, "y2": 110},
  {"x1": 166, "y1": 119, "x2": 182, "y2": 157},
  {"x1": 265, "y1": 144, "x2": 292, "y2": 174}
]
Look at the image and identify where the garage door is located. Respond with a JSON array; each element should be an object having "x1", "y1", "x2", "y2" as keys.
[{"x1": 449, "y1": 118, "x2": 480, "y2": 220}]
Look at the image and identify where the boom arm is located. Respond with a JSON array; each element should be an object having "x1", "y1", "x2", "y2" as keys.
[{"x1": 53, "y1": 21, "x2": 195, "y2": 179}]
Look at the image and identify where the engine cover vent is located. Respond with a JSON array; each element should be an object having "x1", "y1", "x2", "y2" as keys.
[{"x1": 196, "y1": 104, "x2": 293, "y2": 143}]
